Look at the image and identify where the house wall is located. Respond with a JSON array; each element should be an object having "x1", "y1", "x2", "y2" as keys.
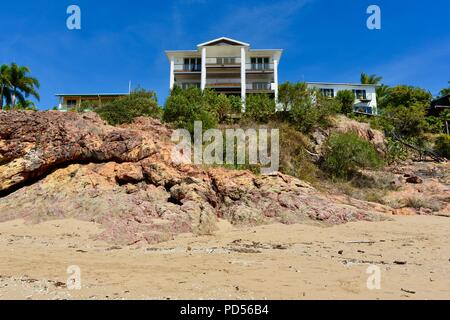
[{"x1": 307, "y1": 83, "x2": 378, "y2": 115}]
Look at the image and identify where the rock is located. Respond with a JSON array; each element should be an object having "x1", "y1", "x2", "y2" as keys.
[
  {"x1": 406, "y1": 176, "x2": 423, "y2": 184},
  {"x1": 0, "y1": 111, "x2": 388, "y2": 245}
]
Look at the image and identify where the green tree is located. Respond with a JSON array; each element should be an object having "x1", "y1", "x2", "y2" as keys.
[
  {"x1": 278, "y1": 82, "x2": 310, "y2": 112},
  {"x1": 439, "y1": 81, "x2": 450, "y2": 97},
  {"x1": 383, "y1": 85, "x2": 432, "y2": 109},
  {"x1": 163, "y1": 86, "x2": 218, "y2": 134},
  {"x1": 360, "y1": 73, "x2": 382, "y2": 85},
  {"x1": 0, "y1": 64, "x2": 12, "y2": 110},
  {"x1": 322, "y1": 132, "x2": 382, "y2": 179},
  {"x1": 7, "y1": 63, "x2": 40, "y2": 108},
  {"x1": 96, "y1": 89, "x2": 161, "y2": 125},
  {"x1": 336, "y1": 90, "x2": 355, "y2": 114},
  {"x1": 244, "y1": 94, "x2": 276, "y2": 123}
]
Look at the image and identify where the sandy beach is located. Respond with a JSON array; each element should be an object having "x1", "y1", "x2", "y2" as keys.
[{"x1": 0, "y1": 215, "x2": 449, "y2": 300}]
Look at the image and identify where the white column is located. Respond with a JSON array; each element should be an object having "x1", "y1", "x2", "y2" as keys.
[
  {"x1": 240, "y1": 47, "x2": 246, "y2": 112},
  {"x1": 273, "y1": 59, "x2": 279, "y2": 103},
  {"x1": 201, "y1": 47, "x2": 207, "y2": 91},
  {"x1": 169, "y1": 57, "x2": 175, "y2": 90}
]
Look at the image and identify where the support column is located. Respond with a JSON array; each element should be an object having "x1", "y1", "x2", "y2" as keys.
[
  {"x1": 241, "y1": 47, "x2": 246, "y2": 112},
  {"x1": 273, "y1": 59, "x2": 279, "y2": 103},
  {"x1": 169, "y1": 57, "x2": 175, "y2": 91},
  {"x1": 201, "y1": 47, "x2": 207, "y2": 91}
]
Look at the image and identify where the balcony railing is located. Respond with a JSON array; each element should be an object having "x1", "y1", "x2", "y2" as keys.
[
  {"x1": 356, "y1": 93, "x2": 373, "y2": 102},
  {"x1": 246, "y1": 63, "x2": 274, "y2": 71},
  {"x1": 206, "y1": 57, "x2": 241, "y2": 65},
  {"x1": 206, "y1": 79, "x2": 241, "y2": 87},
  {"x1": 174, "y1": 64, "x2": 201, "y2": 72},
  {"x1": 246, "y1": 83, "x2": 273, "y2": 91}
]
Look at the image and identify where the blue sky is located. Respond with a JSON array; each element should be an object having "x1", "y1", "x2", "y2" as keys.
[{"x1": 1, "y1": 0, "x2": 449, "y2": 109}]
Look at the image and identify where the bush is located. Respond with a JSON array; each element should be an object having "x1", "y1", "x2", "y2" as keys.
[
  {"x1": 380, "y1": 103, "x2": 428, "y2": 137},
  {"x1": 163, "y1": 86, "x2": 218, "y2": 134},
  {"x1": 434, "y1": 134, "x2": 450, "y2": 159},
  {"x1": 322, "y1": 132, "x2": 382, "y2": 179},
  {"x1": 95, "y1": 89, "x2": 161, "y2": 125},
  {"x1": 336, "y1": 90, "x2": 355, "y2": 115},
  {"x1": 244, "y1": 94, "x2": 276, "y2": 123}
]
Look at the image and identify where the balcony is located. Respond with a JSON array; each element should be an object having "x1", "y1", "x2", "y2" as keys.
[
  {"x1": 246, "y1": 63, "x2": 274, "y2": 72},
  {"x1": 206, "y1": 57, "x2": 241, "y2": 66},
  {"x1": 246, "y1": 83, "x2": 274, "y2": 93},
  {"x1": 206, "y1": 79, "x2": 241, "y2": 88},
  {"x1": 356, "y1": 93, "x2": 373, "y2": 103},
  {"x1": 174, "y1": 64, "x2": 201, "y2": 73}
]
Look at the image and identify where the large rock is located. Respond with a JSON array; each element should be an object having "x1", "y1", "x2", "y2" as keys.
[{"x1": 0, "y1": 111, "x2": 387, "y2": 245}]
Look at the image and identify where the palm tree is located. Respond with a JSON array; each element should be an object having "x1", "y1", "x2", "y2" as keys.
[
  {"x1": 0, "y1": 64, "x2": 12, "y2": 110},
  {"x1": 360, "y1": 72, "x2": 383, "y2": 85},
  {"x1": 8, "y1": 63, "x2": 40, "y2": 109}
]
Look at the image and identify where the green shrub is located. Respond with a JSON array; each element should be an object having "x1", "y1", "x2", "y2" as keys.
[
  {"x1": 95, "y1": 89, "x2": 161, "y2": 125},
  {"x1": 163, "y1": 86, "x2": 218, "y2": 134},
  {"x1": 336, "y1": 90, "x2": 355, "y2": 115},
  {"x1": 385, "y1": 137, "x2": 409, "y2": 164},
  {"x1": 434, "y1": 134, "x2": 450, "y2": 159},
  {"x1": 244, "y1": 94, "x2": 276, "y2": 123},
  {"x1": 322, "y1": 132, "x2": 382, "y2": 179}
]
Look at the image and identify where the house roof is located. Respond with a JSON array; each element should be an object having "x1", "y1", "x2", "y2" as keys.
[
  {"x1": 197, "y1": 37, "x2": 250, "y2": 47},
  {"x1": 306, "y1": 82, "x2": 379, "y2": 88}
]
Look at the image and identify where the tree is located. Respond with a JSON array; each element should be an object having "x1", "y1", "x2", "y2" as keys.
[
  {"x1": 439, "y1": 81, "x2": 450, "y2": 97},
  {"x1": 244, "y1": 94, "x2": 276, "y2": 123},
  {"x1": 360, "y1": 72, "x2": 382, "y2": 85},
  {"x1": 163, "y1": 86, "x2": 218, "y2": 134},
  {"x1": 0, "y1": 64, "x2": 12, "y2": 110},
  {"x1": 95, "y1": 89, "x2": 161, "y2": 125},
  {"x1": 7, "y1": 63, "x2": 40, "y2": 108},
  {"x1": 322, "y1": 132, "x2": 382, "y2": 179},
  {"x1": 383, "y1": 85, "x2": 432, "y2": 109},
  {"x1": 336, "y1": 90, "x2": 355, "y2": 114}
]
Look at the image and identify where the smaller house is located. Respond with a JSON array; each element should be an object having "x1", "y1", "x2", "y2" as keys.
[
  {"x1": 55, "y1": 93, "x2": 129, "y2": 110},
  {"x1": 306, "y1": 82, "x2": 378, "y2": 115}
]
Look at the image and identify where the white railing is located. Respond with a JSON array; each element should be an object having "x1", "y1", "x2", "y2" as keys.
[
  {"x1": 246, "y1": 63, "x2": 274, "y2": 71},
  {"x1": 246, "y1": 83, "x2": 272, "y2": 90},
  {"x1": 174, "y1": 64, "x2": 201, "y2": 72},
  {"x1": 206, "y1": 57, "x2": 241, "y2": 65},
  {"x1": 206, "y1": 79, "x2": 241, "y2": 86}
]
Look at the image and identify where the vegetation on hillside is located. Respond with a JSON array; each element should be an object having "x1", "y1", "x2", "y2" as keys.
[{"x1": 95, "y1": 89, "x2": 161, "y2": 125}]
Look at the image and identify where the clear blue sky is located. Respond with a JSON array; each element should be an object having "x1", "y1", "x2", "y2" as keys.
[{"x1": 1, "y1": 0, "x2": 449, "y2": 109}]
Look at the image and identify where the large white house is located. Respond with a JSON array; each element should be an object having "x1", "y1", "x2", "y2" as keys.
[
  {"x1": 165, "y1": 37, "x2": 282, "y2": 105},
  {"x1": 165, "y1": 37, "x2": 378, "y2": 115},
  {"x1": 306, "y1": 82, "x2": 378, "y2": 115}
]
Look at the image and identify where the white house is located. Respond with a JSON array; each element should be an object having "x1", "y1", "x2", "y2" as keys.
[
  {"x1": 306, "y1": 82, "x2": 378, "y2": 115},
  {"x1": 165, "y1": 37, "x2": 283, "y2": 108}
]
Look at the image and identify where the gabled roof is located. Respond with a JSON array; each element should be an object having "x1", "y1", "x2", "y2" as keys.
[{"x1": 197, "y1": 37, "x2": 250, "y2": 47}]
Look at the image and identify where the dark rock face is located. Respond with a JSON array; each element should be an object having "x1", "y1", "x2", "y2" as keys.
[{"x1": 0, "y1": 111, "x2": 387, "y2": 245}]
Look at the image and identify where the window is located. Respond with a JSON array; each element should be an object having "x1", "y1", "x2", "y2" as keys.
[
  {"x1": 183, "y1": 58, "x2": 201, "y2": 71},
  {"x1": 353, "y1": 89, "x2": 367, "y2": 100},
  {"x1": 251, "y1": 57, "x2": 270, "y2": 70},
  {"x1": 66, "y1": 99, "x2": 77, "y2": 107},
  {"x1": 320, "y1": 88, "x2": 334, "y2": 98}
]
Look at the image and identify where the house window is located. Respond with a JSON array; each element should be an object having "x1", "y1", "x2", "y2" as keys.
[
  {"x1": 66, "y1": 99, "x2": 77, "y2": 107},
  {"x1": 251, "y1": 57, "x2": 270, "y2": 70},
  {"x1": 183, "y1": 58, "x2": 201, "y2": 71},
  {"x1": 353, "y1": 89, "x2": 367, "y2": 100},
  {"x1": 320, "y1": 88, "x2": 334, "y2": 98}
]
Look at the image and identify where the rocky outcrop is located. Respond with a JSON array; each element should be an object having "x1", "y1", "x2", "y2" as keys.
[
  {"x1": 311, "y1": 115, "x2": 386, "y2": 156},
  {"x1": 0, "y1": 111, "x2": 387, "y2": 245}
]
